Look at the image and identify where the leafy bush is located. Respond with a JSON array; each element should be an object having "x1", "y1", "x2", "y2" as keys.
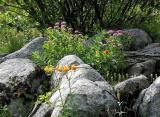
[
  {"x1": 32, "y1": 27, "x2": 88, "y2": 67},
  {"x1": 0, "y1": 5, "x2": 42, "y2": 54},
  {"x1": 32, "y1": 24, "x2": 133, "y2": 80},
  {"x1": 0, "y1": 105, "x2": 12, "y2": 117},
  {"x1": 0, "y1": 27, "x2": 41, "y2": 54}
]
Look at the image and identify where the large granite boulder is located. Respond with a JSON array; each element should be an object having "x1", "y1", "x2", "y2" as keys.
[
  {"x1": 114, "y1": 75, "x2": 150, "y2": 102},
  {"x1": 134, "y1": 76, "x2": 160, "y2": 117},
  {"x1": 0, "y1": 58, "x2": 45, "y2": 117},
  {"x1": 31, "y1": 56, "x2": 118, "y2": 117},
  {"x1": 0, "y1": 37, "x2": 47, "y2": 63},
  {"x1": 128, "y1": 59, "x2": 156, "y2": 76},
  {"x1": 51, "y1": 55, "x2": 84, "y2": 88},
  {"x1": 124, "y1": 29, "x2": 152, "y2": 51}
]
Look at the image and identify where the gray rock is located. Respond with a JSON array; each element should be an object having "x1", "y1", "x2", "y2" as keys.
[
  {"x1": 56, "y1": 55, "x2": 84, "y2": 67},
  {"x1": 114, "y1": 75, "x2": 150, "y2": 101},
  {"x1": 134, "y1": 76, "x2": 160, "y2": 117},
  {"x1": 0, "y1": 37, "x2": 47, "y2": 63},
  {"x1": 51, "y1": 55, "x2": 84, "y2": 88},
  {"x1": 125, "y1": 43, "x2": 160, "y2": 68},
  {"x1": 124, "y1": 29, "x2": 152, "y2": 51},
  {"x1": 128, "y1": 59, "x2": 156, "y2": 76},
  {"x1": 32, "y1": 64, "x2": 118, "y2": 117},
  {"x1": 0, "y1": 58, "x2": 45, "y2": 117}
]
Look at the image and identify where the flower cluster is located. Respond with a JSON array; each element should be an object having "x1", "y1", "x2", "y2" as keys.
[
  {"x1": 48, "y1": 21, "x2": 82, "y2": 36},
  {"x1": 44, "y1": 65, "x2": 78, "y2": 74},
  {"x1": 96, "y1": 50, "x2": 110, "y2": 56},
  {"x1": 108, "y1": 30, "x2": 125, "y2": 36}
]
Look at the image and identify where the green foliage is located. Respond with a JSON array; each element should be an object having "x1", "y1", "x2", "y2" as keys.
[
  {"x1": 33, "y1": 29, "x2": 132, "y2": 81},
  {"x1": 138, "y1": 12, "x2": 160, "y2": 41},
  {"x1": 0, "y1": 105, "x2": 12, "y2": 117},
  {"x1": 32, "y1": 28, "x2": 88, "y2": 67},
  {"x1": 1, "y1": 0, "x2": 159, "y2": 32},
  {"x1": 38, "y1": 91, "x2": 52, "y2": 104},
  {"x1": 86, "y1": 30, "x2": 131, "y2": 75},
  {"x1": 0, "y1": 5, "x2": 42, "y2": 54},
  {"x1": 0, "y1": 27, "x2": 41, "y2": 54}
]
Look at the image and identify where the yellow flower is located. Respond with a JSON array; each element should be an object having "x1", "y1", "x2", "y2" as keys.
[
  {"x1": 56, "y1": 65, "x2": 63, "y2": 72},
  {"x1": 71, "y1": 65, "x2": 78, "y2": 71},
  {"x1": 44, "y1": 66, "x2": 54, "y2": 74},
  {"x1": 103, "y1": 50, "x2": 110, "y2": 54},
  {"x1": 63, "y1": 66, "x2": 70, "y2": 72}
]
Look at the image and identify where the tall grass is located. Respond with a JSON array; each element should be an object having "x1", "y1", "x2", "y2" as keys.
[{"x1": 0, "y1": 27, "x2": 41, "y2": 54}]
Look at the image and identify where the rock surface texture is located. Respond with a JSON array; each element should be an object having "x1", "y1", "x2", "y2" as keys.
[
  {"x1": 134, "y1": 76, "x2": 160, "y2": 117},
  {"x1": 0, "y1": 58, "x2": 45, "y2": 117},
  {"x1": 124, "y1": 28, "x2": 152, "y2": 51},
  {"x1": 0, "y1": 37, "x2": 47, "y2": 63},
  {"x1": 114, "y1": 75, "x2": 150, "y2": 101},
  {"x1": 31, "y1": 55, "x2": 118, "y2": 117}
]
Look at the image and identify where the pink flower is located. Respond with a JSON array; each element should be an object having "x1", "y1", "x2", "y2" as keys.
[
  {"x1": 108, "y1": 30, "x2": 115, "y2": 35},
  {"x1": 54, "y1": 26, "x2": 59, "y2": 29},
  {"x1": 116, "y1": 30, "x2": 124, "y2": 33},
  {"x1": 61, "y1": 24, "x2": 66, "y2": 29},
  {"x1": 113, "y1": 32, "x2": 124, "y2": 36},
  {"x1": 61, "y1": 21, "x2": 67, "y2": 25}
]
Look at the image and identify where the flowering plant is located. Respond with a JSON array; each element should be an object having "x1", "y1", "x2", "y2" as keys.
[{"x1": 32, "y1": 22, "x2": 88, "y2": 67}]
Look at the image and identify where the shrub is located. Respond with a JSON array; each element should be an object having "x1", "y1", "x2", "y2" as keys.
[
  {"x1": 32, "y1": 24, "x2": 133, "y2": 80},
  {"x1": 0, "y1": 6, "x2": 42, "y2": 54},
  {"x1": 32, "y1": 26, "x2": 88, "y2": 67},
  {"x1": 0, "y1": 27, "x2": 41, "y2": 54},
  {"x1": 86, "y1": 30, "x2": 132, "y2": 75}
]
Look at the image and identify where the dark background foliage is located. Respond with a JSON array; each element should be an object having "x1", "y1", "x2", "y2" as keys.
[{"x1": 1, "y1": 0, "x2": 159, "y2": 33}]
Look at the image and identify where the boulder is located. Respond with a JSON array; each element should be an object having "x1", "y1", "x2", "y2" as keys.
[
  {"x1": 134, "y1": 76, "x2": 160, "y2": 117},
  {"x1": 0, "y1": 37, "x2": 47, "y2": 63},
  {"x1": 51, "y1": 55, "x2": 84, "y2": 88},
  {"x1": 124, "y1": 29, "x2": 152, "y2": 51},
  {"x1": 31, "y1": 56, "x2": 118, "y2": 117},
  {"x1": 56, "y1": 55, "x2": 84, "y2": 67},
  {"x1": 114, "y1": 75, "x2": 150, "y2": 101},
  {"x1": 0, "y1": 58, "x2": 45, "y2": 117},
  {"x1": 128, "y1": 59, "x2": 156, "y2": 76},
  {"x1": 125, "y1": 43, "x2": 160, "y2": 67}
]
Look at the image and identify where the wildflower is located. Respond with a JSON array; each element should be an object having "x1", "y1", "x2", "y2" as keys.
[
  {"x1": 61, "y1": 24, "x2": 66, "y2": 29},
  {"x1": 44, "y1": 66, "x2": 54, "y2": 74},
  {"x1": 61, "y1": 21, "x2": 67, "y2": 25},
  {"x1": 74, "y1": 30, "x2": 80, "y2": 34},
  {"x1": 116, "y1": 30, "x2": 124, "y2": 33},
  {"x1": 108, "y1": 30, "x2": 115, "y2": 35},
  {"x1": 54, "y1": 26, "x2": 59, "y2": 30},
  {"x1": 55, "y1": 22, "x2": 60, "y2": 26},
  {"x1": 68, "y1": 28, "x2": 73, "y2": 32},
  {"x1": 71, "y1": 65, "x2": 78, "y2": 71},
  {"x1": 63, "y1": 66, "x2": 70, "y2": 72},
  {"x1": 113, "y1": 32, "x2": 124, "y2": 36},
  {"x1": 56, "y1": 65, "x2": 63, "y2": 72},
  {"x1": 103, "y1": 50, "x2": 110, "y2": 54}
]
